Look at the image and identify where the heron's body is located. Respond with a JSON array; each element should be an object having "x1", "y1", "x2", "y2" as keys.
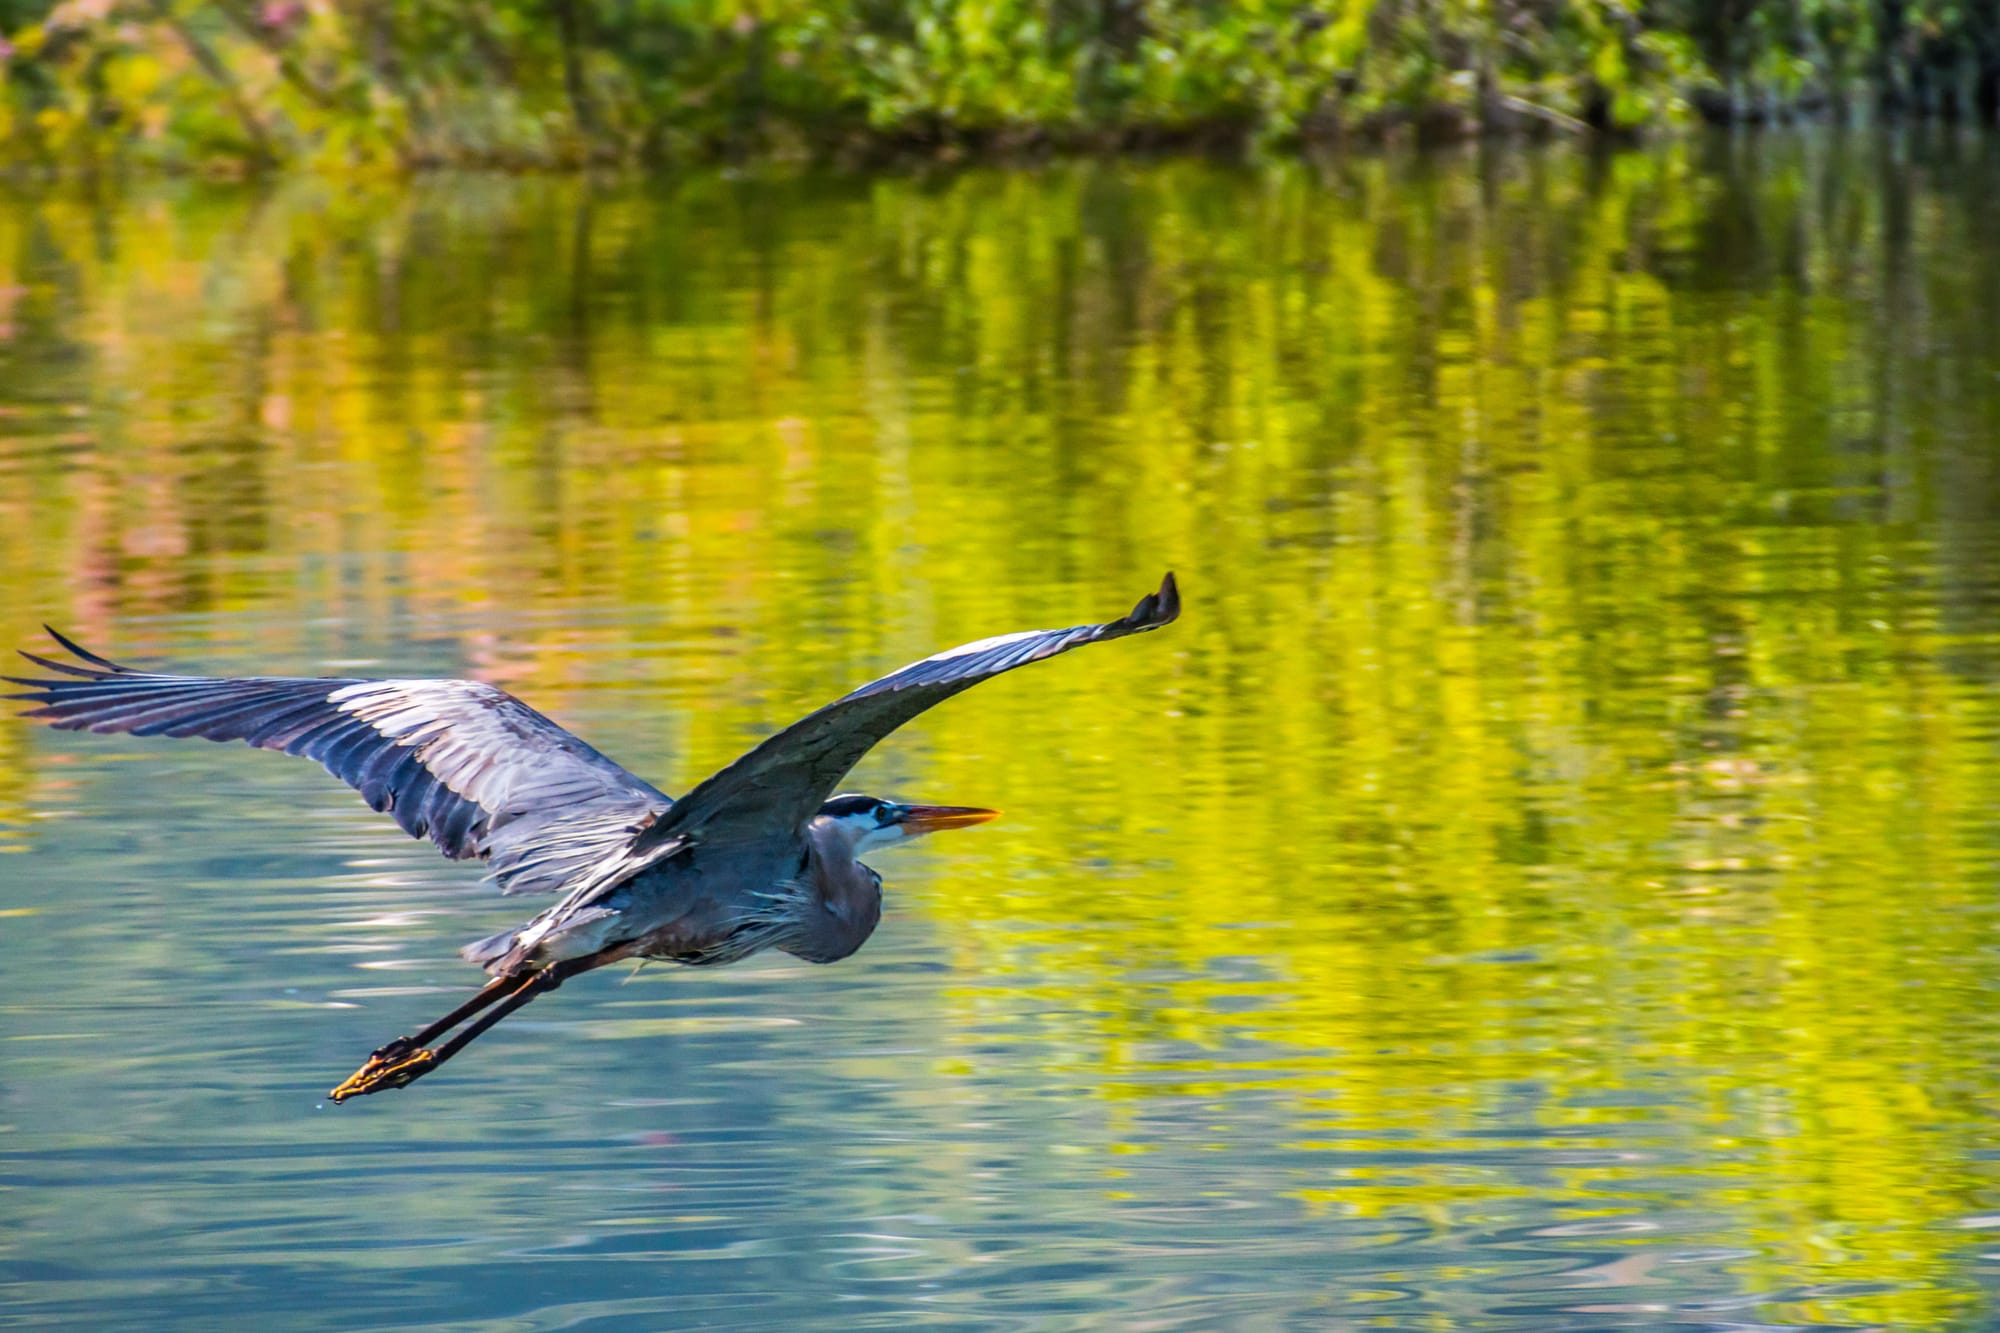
[
  {"x1": 486, "y1": 817, "x2": 879, "y2": 972},
  {"x1": 7, "y1": 574, "x2": 1179, "y2": 1101}
]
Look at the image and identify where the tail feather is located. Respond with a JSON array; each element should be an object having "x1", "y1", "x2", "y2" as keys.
[{"x1": 459, "y1": 927, "x2": 521, "y2": 971}]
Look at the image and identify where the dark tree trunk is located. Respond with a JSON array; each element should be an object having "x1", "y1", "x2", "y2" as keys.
[{"x1": 551, "y1": 0, "x2": 600, "y2": 142}]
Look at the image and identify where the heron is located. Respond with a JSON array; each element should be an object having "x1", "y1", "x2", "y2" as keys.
[{"x1": 7, "y1": 574, "x2": 1179, "y2": 1101}]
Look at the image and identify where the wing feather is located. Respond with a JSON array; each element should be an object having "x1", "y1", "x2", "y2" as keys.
[
  {"x1": 644, "y1": 573, "x2": 1179, "y2": 849},
  {"x1": 6, "y1": 634, "x2": 672, "y2": 896}
]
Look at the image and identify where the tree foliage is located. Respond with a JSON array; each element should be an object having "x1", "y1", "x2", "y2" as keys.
[{"x1": 0, "y1": 1, "x2": 1994, "y2": 168}]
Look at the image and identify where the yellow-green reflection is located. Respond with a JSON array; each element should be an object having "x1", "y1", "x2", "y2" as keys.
[{"x1": 4, "y1": 131, "x2": 2000, "y2": 1329}]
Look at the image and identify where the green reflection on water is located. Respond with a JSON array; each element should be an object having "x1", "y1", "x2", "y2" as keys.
[{"x1": 4, "y1": 132, "x2": 2000, "y2": 1329}]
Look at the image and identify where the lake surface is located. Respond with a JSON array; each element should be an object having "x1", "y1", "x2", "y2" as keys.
[{"x1": 4, "y1": 131, "x2": 2000, "y2": 1331}]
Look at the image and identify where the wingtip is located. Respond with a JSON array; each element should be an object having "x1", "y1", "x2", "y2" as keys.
[
  {"x1": 1129, "y1": 570, "x2": 1180, "y2": 630},
  {"x1": 39, "y1": 625, "x2": 128, "y2": 673},
  {"x1": 14, "y1": 647, "x2": 102, "y2": 680}
]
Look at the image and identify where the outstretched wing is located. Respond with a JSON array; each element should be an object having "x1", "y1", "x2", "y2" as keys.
[
  {"x1": 646, "y1": 572, "x2": 1180, "y2": 849},
  {"x1": 5, "y1": 630, "x2": 671, "y2": 896}
]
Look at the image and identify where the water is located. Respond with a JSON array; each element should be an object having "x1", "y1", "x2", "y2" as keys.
[{"x1": 4, "y1": 130, "x2": 2000, "y2": 1330}]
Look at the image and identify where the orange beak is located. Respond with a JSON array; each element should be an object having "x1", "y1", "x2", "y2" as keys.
[{"x1": 895, "y1": 804, "x2": 1001, "y2": 835}]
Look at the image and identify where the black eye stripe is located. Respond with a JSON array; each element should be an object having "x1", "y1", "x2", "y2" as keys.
[{"x1": 818, "y1": 793, "x2": 880, "y2": 818}]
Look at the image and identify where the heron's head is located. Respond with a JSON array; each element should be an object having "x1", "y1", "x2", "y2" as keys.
[{"x1": 814, "y1": 793, "x2": 999, "y2": 853}]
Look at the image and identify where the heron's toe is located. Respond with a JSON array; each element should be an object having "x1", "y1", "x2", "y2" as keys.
[{"x1": 329, "y1": 1047, "x2": 437, "y2": 1102}]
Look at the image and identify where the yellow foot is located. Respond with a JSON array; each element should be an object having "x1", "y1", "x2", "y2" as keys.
[{"x1": 329, "y1": 1046, "x2": 437, "y2": 1102}]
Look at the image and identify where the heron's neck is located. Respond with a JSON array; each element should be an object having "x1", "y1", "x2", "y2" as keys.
[
  {"x1": 805, "y1": 814, "x2": 864, "y2": 862},
  {"x1": 787, "y1": 820, "x2": 882, "y2": 964}
]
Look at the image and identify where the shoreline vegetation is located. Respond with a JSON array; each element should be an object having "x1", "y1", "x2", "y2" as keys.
[{"x1": 2, "y1": 1, "x2": 1997, "y2": 173}]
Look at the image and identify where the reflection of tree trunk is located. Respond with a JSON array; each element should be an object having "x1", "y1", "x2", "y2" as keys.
[
  {"x1": 551, "y1": 0, "x2": 599, "y2": 144},
  {"x1": 154, "y1": 2, "x2": 278, "y2": 165},
  {"x1": 563, "y1": 189, "x2": 597, "y2": 418}
]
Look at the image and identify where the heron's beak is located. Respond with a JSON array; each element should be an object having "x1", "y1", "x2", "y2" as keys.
[{"x1": 895, "y1": 804, "x2": 1001, "y2": 836}]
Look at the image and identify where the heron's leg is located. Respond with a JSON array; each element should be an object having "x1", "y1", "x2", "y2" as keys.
[
  {"x1": 364, "y1": 972, "x2": 521, "y2": 1066},
  {"x1": 329, "y1": 960, "x2": 584, "y2": 1102}
]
